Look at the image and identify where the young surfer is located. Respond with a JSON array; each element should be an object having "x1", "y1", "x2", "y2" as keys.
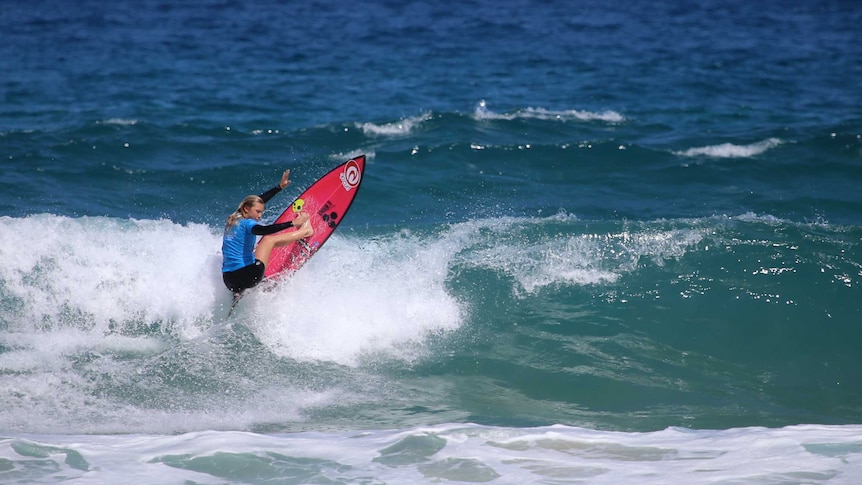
[{"x1": 221, "y1": 169, "x2": 313, "y2": 295}]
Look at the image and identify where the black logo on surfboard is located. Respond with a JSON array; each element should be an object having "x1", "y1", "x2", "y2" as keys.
[{"x1": 318, "y1": 201, "x2": 339, "y2": 228}]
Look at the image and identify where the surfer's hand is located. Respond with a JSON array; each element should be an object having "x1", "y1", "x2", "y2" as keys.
[
  {"x1": 293, "y1": 213, "x2": 310, "y2": 226},
  {"x1": 279, "y1": 169, "x2": 291, "y2": 189}
]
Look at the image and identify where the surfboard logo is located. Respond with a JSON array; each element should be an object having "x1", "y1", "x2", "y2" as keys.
[{"x1": 340, "y1": 159, "x2": 361, "y2": 191}]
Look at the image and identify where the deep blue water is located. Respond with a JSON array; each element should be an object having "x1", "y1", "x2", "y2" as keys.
[{"x1": 1, "y1": 1, "x2": 861, "y2": 483}]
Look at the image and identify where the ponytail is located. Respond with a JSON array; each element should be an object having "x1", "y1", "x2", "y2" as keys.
[{"x1": 225, "y1": 195, "x2": 264, "y2": 229}]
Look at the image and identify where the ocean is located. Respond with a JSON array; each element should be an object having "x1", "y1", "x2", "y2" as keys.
[{"x1": 2, "y1": 0, "x2": 862, "y2": 483}]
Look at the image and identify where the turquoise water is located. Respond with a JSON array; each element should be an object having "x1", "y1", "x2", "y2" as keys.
[{"x1": 2, "y1": 0, "x2": 861, "y2": 483}]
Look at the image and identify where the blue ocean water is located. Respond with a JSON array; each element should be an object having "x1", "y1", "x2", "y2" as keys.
[{"x1": 2, "y1": 0, "x2": 862, "y2": 483}]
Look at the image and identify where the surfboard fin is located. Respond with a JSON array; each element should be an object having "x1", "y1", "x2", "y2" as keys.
[{"x1": 227, "y1": 292, "x2": 243, "y2": 317}]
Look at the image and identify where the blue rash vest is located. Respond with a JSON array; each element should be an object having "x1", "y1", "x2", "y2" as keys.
[
  {"x1": 222, "y1": 218, "x2": 260, "y2": 272},
  {"x1": 221, "y1": 185, "x2": 295, "y2": 273}
]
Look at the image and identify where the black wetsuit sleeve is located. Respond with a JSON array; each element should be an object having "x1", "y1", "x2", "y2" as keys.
[
  {"x1": 251, "y1": 221, "x2": 294, "y2": 236},
  {"x1": 258, "y1": 186, "x2": 282, "y2": 204}
]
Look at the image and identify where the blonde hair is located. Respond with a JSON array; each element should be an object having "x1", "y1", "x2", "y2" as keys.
[{"x1": 225, "y1": 195, "x2": 264, "y2": 229}]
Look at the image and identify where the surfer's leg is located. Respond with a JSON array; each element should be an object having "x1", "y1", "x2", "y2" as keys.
[{"x1": 254, "y1": 222, "x2": 313, "y2": 267}]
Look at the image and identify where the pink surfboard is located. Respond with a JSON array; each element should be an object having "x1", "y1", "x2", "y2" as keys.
[{"x1": 260, "y1": 155, "x2": 366, "y2": 279}]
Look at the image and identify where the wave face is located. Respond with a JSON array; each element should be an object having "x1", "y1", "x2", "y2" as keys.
[{"x1": 1, "y1": 212, "x2": 859, "y2": 435}]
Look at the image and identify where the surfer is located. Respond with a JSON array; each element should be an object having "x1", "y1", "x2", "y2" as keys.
[{"x1": 221, "y1": 169, "x2": 313, "y2": 295}]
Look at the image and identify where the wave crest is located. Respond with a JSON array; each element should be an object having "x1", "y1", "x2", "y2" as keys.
[
  {"x1": 473, "y1": 100, "x2": 624, "y2": 123},
  {"x1": 356, "y1": 113, "x2": 433, "y2": 136},
  {"x1": 675, "y1": 138, "x2": 783, "y2": 158}
]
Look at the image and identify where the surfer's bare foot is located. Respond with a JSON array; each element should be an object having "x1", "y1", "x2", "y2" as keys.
[
  {"x1": 298, "y1": 223, "x2": 313, "y2": 239},
  {"x1": 294, "y1": 213, "x2": 310, "y2": 226}
]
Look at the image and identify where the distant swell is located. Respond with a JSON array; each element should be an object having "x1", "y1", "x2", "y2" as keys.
[
  {"x1": 674, "y1": 138, "x2": 783, "y2": 158},
  {"x1": 473, "y1": 100, "x2": 625, "y2": 123}
]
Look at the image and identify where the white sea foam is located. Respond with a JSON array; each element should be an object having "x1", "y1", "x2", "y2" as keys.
[
  {"x1": 0, "y1": 214, "x2": 602, "y2": 430},
  {"x1": 449, "y1": 213, "x2": 708, "y2": 295},
  {"x1": 242, "y1": 231, "x2": 464, "y2": 367},
  {"x1": 0, "y1": 215, "x2": 221, "y2": 338},
  {"x1": 2, "y1": 423, "x2": 860, "y2": 484},
  {"x1": 0, "y1": 214, "x2": 467, "y2": 433},
  {"x1": 473, "y1": 100, "x2": 625, "y2": 123},
  {"x1": 0, "y1": 214, "x2": 464, "y2": 366},
  {"x1": 330, "y1": 149, "x2": 374, "y2": 163},
  {"x1": 675, "y1": 138, "x2": 783, "y2": 158},
  {"x1": 100, "y1": 118, "x2": 139, "y2": 126},
  {"x1": 356, "y1": 113, "x2": 432, "y2": 136}
]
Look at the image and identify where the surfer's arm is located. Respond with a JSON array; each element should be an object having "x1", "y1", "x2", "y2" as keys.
[
  {"x1": 251, "y1": 221, "x2": 294, "y2": 236},
  {"x1": 258, "y1": 186, "x2": 282, "y2": 204},
  {"x1": 258, "y1": 169, "x2": 293, "y2": 203},
  {"x1": 251, "y1": 213, "x2": 310, "y2": 236}
]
